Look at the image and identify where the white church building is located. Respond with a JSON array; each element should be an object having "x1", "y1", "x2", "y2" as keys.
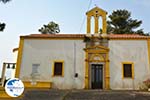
[{"x1": 14, "y1": 7, "x2": 150, "y2": 90}]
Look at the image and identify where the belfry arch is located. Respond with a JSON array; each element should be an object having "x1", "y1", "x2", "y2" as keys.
[
  {"x1": 84, "y1": 7, "x2": 110, "y2": 90},
  {"x1": 86, "y1": 7, "x2": 107, "y2": 36}
]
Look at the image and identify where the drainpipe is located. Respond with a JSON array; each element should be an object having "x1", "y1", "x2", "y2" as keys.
[
  {"x1": 73, "y1": 42, "x2": 77, "y2": 88},
  {"x1": 74, "y1": 42, "x2": 76, "y2": 75}
]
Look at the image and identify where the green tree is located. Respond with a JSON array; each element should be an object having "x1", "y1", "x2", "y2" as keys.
[
  {"x1": 0, "y1": 0, "x2": 11, "y2": 32},
  {"x1": 107, "y1": 9, "x2": 144, "y2": 35},
  {"x1": 39, "y1": 21, "x2": 60, "y2": 34},
  {"x1": 0, "y1": 23, "x2": 5, "y2": 31},
  {"x1": 0, "y1": 0, "x2": 11, "y2": 3}
]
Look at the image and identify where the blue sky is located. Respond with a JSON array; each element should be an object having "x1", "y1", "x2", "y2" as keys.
[{"x1": 0, "y1": 0, "x2": 150, "y2": 76}]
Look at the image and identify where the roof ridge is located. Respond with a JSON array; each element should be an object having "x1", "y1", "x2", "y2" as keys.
[{"x1": 21, "y1": 33, "x2": 150, "y2": 39}]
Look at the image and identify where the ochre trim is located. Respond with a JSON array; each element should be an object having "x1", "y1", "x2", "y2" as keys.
[
  {"x1": 0, "y1": 91, "x2": 12, "y2": 99},
  {"x1": 15, "y1": 37, "x2": 24, "y2": 78},
  {"x1": 0, "y1": 81, "x2": 51, "y2": 99},
  {"x1": 84, "y1": 47, "x2": 110, "y2": 90},
  {"x1": 23, "y1": 81, "x2": 52, "y2": 89},
  {"x1": 147, "y1": 39, "x2": 150, "y2": 70},
  {"x1": 84, "y1": 51, "x2": 89, "y2": 89},
  {"x1": 0, "y1": 86, "x2": 4, "y2": 90},
  {"x1": 84, "y1": 45, "x2": 109, "y2": 51},
  {"x1": 122, "y1": 62, "x2": 134, "y2": 79},
  {"x1": 86, "y1": 7, "x2": 107, "y2": 15},
  {"x1": 0, "y1": 87, "x2": 23, "y2": 99},
  {"x1": 84, "y1": 50, "x2": 108, "y2": 54},
  {"x1": 105, "y1": 54, "x2": 110, "y2": 89},
  {"x1": 52, "y1": 60, "x2": 64, "y2": 77},
  {"x1": 90, "y1": 54, "x2": 104, "y2": 61},
  {"x1": 86, "y1": 7, "x2": 107, "y2": 34},
  {"x1": 88, "y1": 60, "x2": 108, "y2": 62}
]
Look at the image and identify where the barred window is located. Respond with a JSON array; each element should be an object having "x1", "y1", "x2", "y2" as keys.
[
  {"x1": 123, "y1": 63, "x2": 133, "y2": 78},
  {"x1": 32, "y1": 64, "x2": 40, "y2": 74},
  {"x1": 53, "y1": 61, "x2": 64, "y2": 76}
]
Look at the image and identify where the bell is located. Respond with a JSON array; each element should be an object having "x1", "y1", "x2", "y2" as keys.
[
  {"x1": 7, "y1": 64, "x2": 10, "y2": 68},
  {"x1": 12, "y1": 64, "x2": 15, "y2": 69}
]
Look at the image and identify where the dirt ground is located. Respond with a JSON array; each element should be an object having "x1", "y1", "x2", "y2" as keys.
[{"x1": 13, "y1": 89, "x2": 150, "y2": 100}]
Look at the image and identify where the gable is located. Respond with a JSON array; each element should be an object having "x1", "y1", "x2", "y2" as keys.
[{"x1": 86, "y1": 7, "x2": 107, "y2": 16}]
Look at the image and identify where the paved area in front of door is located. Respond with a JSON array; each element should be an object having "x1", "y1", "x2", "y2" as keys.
[{"x1": 15, "y1": 89, "x2": 150, "y2": 100}]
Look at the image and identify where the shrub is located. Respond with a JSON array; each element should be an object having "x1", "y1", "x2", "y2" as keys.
[{"x1": 143, "y1": 78, "x2": 150, "y2": 88}]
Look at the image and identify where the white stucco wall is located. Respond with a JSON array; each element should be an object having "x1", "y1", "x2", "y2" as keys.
[
  {"x1": 19, "y1": 38, "x2": 150, "y2": 90},
  {"x1": 20, "y1": 39, "x2": 85, "y2": 89},
  {"x1": 109, "y1": 40, "x2": 150, "y2": 90}
]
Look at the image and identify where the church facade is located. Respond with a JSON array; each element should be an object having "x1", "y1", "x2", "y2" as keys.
[{"x1": 15, "y1": 7, "x2": 150, "y2": 90}]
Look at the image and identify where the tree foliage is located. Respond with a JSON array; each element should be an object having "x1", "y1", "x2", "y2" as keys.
[
  {"x1": 107, "y1": 9, "x2": 144, "y2": 35},
  {"x1": 0, "y1": 0, "x2": 11, "y2": 3},
  {"x1": 39, "y1": 21, "x2": 60, "y2": 34},
  {"x1": 0, "y1": 0, "x2": 11, "y2": 32},
  {"x1": 0, "y1": 23, "x2": 5, "y2": 31}
]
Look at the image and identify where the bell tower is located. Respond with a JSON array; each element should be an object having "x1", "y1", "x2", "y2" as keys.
[
  {"x1": 84, "y1": 7, "x2": 110, "y2": 90},
  {"x1": 86, "y1": 7, "x2": 107, "y2": 37}
]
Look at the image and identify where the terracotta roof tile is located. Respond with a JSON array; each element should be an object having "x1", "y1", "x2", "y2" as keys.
[
  {"x1": 22, "y1": 34, "x2": 85, "y2": 38},
  {"x1": 21, "y1": 33, "x2": 149, "y2": 39},
  {"x1": 109, "y1": 34, "x2": 149, "y2": 39}
]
